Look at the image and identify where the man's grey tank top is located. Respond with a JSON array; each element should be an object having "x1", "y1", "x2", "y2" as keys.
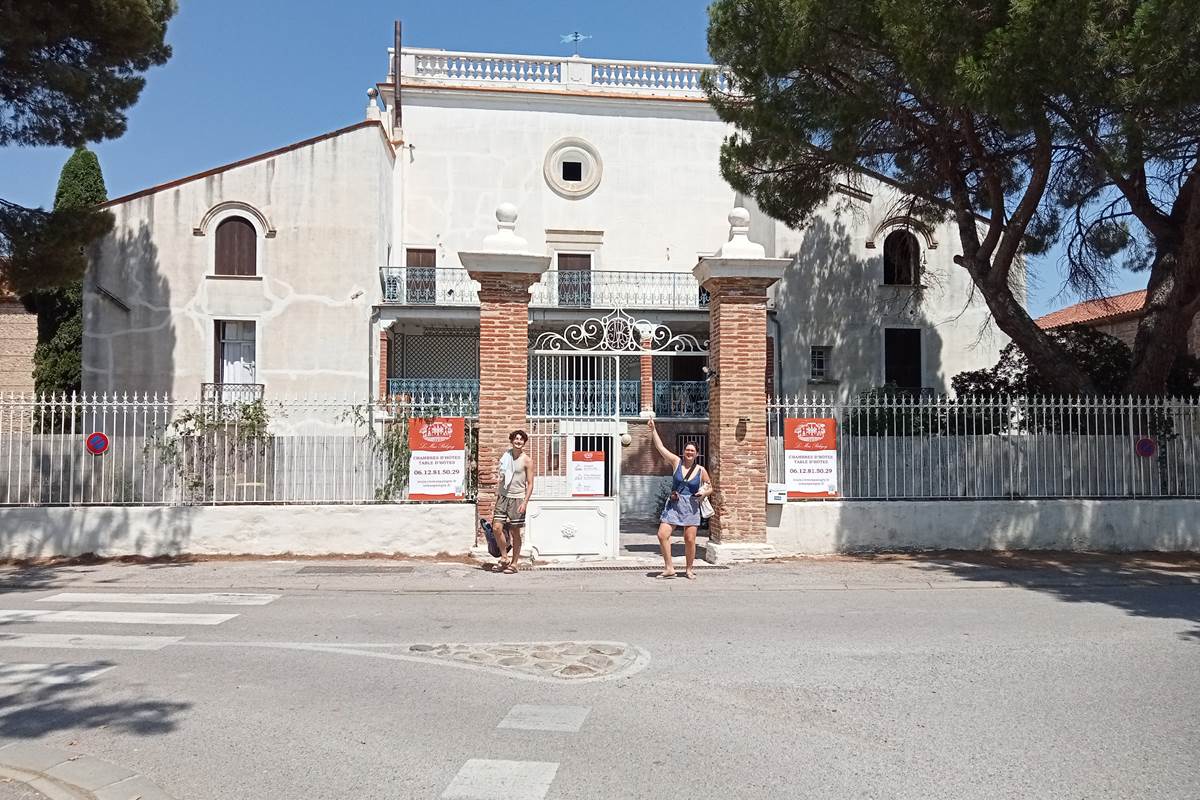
[{"x1": 505, "y1": 452, "x2": 529, "y2": 498}]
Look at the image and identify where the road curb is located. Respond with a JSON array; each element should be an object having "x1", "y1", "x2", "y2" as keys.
[{"x1": 0, "y1": 743, "x2": 175, "y2": 800}]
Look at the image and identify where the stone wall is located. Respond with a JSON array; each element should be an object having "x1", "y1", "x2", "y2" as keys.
[
  {"x1": 0, "y1": 299, "x2": 35, "y2": 394},
  {"x1": 768, "y1": 499, "x2": 1200, "y2": 553},
  {"x1": 1095, "y1": 315, "x2": 1200, "y2": 357}
]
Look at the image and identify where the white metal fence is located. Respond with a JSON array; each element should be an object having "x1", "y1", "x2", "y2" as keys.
[
  {"x1": 768, "y1": 394, "x2": 1200, "y2": 499},
  {"x1": 0, "y1": 394, "x2": 478, "y2": 506}
]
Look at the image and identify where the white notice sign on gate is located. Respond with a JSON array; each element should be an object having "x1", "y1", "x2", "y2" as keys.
[{"x1": 570, "y1": 451, "x2": 605, "y2": 497}]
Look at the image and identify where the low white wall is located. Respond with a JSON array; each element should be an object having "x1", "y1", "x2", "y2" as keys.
[
  {"x1": 767, "y1": 499, "x2": 1200, "y2": 554},
  {"x1": 0, "y1": 503, "x2": 476, "y2": 559}
]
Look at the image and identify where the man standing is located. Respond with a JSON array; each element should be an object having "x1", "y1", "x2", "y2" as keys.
[{"x1": 492, "y1": 429, "x2": 535, "y2": 573}]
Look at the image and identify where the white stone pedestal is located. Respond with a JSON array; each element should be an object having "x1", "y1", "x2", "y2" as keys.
[{"x1": 702, "y1": 541, "x2": 780, "y2": 564}]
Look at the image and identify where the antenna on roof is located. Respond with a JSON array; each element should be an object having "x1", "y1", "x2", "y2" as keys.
[{"x1": 560, "y1": 32, "x2": 591, "y2": 57}]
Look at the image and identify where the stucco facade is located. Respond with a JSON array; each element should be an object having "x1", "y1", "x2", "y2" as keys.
[
  {"x1": 84, "y1": 122, "x2": 393, "y2": 399},
  {"x1": 84, "y1": 44, "x2": 1012, "y2": 404}
]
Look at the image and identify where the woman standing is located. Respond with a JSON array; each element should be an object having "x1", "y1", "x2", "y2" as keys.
[{"x1": 647, "y1": 419, "x2": 711, "y2": 580}]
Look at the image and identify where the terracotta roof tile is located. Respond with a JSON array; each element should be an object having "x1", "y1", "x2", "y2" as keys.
[{"x1": 1036, "y1": 289, "x2": 1147, "y2": 329}]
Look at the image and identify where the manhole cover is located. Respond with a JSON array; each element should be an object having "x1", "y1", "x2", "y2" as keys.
[{"x1": 296, "y1": 566, "x2": 415, "y2": 575}]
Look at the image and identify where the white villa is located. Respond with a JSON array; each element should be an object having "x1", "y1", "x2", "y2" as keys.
[{"x1": 82, "y1": 35, "x2": 1013, "y2": 518}]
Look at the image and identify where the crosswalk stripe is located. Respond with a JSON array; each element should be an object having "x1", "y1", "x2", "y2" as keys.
[
  {"x1": 497, "y1": 705, "x2": 591, "y2": 733},
  {"x1": 0, "y1": 661, "x2": 114, "y2": 687},
  {"x1": 442, "y1": 759, "x2": 559, "y2": 800},
  {"x1": 39, "y1": 592, "x2": 279, "y2": 606},
  {"x1": 0, "y1": 634, "x2": 183, "y2": 651},
  {"x1": 0, "y1": 609, "x2": 237, "y2": 626}
]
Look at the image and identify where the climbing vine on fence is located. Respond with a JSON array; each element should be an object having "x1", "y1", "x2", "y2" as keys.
[
  {"x1": 343, "y1": 405, "x2": 479, "y2": 502},
  {"x1": 149, "y1": 399, "x2": 276, "y2": 503}
]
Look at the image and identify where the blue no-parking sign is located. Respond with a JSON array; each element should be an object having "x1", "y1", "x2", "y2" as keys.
[{"x1": 85, "y1": 431, "x2": 110, "y2": 456}]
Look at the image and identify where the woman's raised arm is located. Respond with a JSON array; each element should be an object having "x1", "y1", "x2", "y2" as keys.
[{"x1": 646, "y1": 419, "x2": 679, "y2": 468}]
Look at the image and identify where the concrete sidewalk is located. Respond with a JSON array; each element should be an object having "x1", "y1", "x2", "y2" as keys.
[{"x1": 2, "y1": 552, "x2": 1197, "y2": 596}]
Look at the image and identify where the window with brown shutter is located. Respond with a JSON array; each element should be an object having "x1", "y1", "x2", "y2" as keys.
[
  {"x1": 405, "y1": 248, "x2": 437, "y2": 304},
  {"x1": 556, "y1": 252, "x2": 592, "y2": 307},
  {"x1": 214, "y1": 217, "x2": 257, "y2": 276}
]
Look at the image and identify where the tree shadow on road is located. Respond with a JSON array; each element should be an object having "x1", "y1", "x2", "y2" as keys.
[
  {"x1": 0, "y1": 676, "x2": 189, "y2": 737},
  {"x1": 865, "y1": 551, "x2": 1200, "y2": 644}
]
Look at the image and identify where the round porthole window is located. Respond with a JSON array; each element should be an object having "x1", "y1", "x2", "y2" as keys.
[{"x1": 544, "y1": 137, "x2": 602, "y2": 199}]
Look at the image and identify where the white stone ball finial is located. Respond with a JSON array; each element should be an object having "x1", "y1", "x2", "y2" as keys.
[
  {"x1": 482, "y1": 202, "x2": 529, "y2": 251},
  {"x1": 716, "y1": 205, "x2": 767, "y2": 259},
  {"x1": 365, "y1": 87, "x2": 381, "y2": 121},
  {"x1": 729, "y1": 206, "x2": 751, "y2": 230},
  {"x1": 496, "y1": 202, "x2": 519, "y2": 230}
]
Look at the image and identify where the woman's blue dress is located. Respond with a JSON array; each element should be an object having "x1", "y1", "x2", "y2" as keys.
[{"x1": 660, "y1": 461, "x2": 702, "y2": 527}]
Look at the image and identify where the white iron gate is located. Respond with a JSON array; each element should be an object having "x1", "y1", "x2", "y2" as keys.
[{"x1": 525, "y1": 309, "x2": 707, "y2": 559}]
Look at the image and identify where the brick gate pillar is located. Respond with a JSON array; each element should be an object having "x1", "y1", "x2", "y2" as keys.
[
  {"x1": 639, "y1": 332, "x2": 654, "y2": 415},
  {"x1": 459, "y1": 203, "x2": 551, "y2": 531},
  {"x1": 693, "y1": 208, "x2": 788, "y2": 563}
]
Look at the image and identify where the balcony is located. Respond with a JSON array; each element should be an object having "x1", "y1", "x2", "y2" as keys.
[
  {"x1": 380, "y1": 267, "x2": 709, "y2": 311},
  {"x1": 527, "y1": 380, "x2": 642, "y2": 418},
  {"x1": 395, "y1": 48, "x2": 730, "y2": 100},
  {"x1": 385, "y1": 378, "x2": 708, "y2": 418},
  {"x1": 201, "y1": 383, "x2": 265, "y2": 404},
  {"x1": 386, "y1": 378, "x2": 480, "y2": 400},
  {"x1": 653, "y1": 381, "x2": 708, "y2": 418}
]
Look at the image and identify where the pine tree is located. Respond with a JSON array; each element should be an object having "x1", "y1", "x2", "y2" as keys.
[
  {"x1": 27, "y1": 149, "x2": 108, "y2": 396},
  {"x1": 0, "y1": 0, "x2": 175, "y2": 295}
]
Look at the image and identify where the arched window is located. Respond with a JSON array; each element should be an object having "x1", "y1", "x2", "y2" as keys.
[
  {"x1": 214, "y1": 217, "x2": 257, "y2": 276},
  {"x1": 883, "y1": 229, "x2": 920, "y2": 286}
]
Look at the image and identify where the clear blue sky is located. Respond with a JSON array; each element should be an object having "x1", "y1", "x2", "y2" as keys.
[{"x1": 0, "y1": 0, "x2": 1143, "y2": 316}]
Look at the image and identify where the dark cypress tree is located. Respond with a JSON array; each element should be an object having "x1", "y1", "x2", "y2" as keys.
[{"x1": 27, "y1": 148, "x2": 108, "y2": 396}]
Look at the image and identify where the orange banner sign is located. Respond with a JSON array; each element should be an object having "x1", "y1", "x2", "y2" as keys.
[
  {"x1": 408, "y1": 417, "x2": 466, "y2": 501},
  {"x1": 784, "y1": 418, "x2": 839, "y2": 499}
]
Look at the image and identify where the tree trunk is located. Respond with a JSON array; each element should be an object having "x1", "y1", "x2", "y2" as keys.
[
  {"x1": 1126, "y1": 249, "x2": 1200, "y2": 394},
  {"x1": 959, "y1": 259, "x2": 1099, "y2": 394}
]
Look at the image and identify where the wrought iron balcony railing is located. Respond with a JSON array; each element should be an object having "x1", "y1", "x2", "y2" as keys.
[
  {"x1": 386, "y1": 378, "x2": 481, "y2": 399},
  {"x1": 200, "y1": 383, "x2": 265, "y2": 404},
  {"x1": 379, "y1": 267, "x2": 709, "y2": 311},
  {"x1": 384, "y1": 378, "x2": 708, "y2": 418},
  {"x1": 527, "y1": 380, "x2": 642, "y2": 418},
  {"x1": 653, "y1": 381, "x2": 709, "y2": 418}
]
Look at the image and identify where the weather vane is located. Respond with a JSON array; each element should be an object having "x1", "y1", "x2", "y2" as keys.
[{"x1": 560, "y1": 32, "x2": 591, "y2": 57}]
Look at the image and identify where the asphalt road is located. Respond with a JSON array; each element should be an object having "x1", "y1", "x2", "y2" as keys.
[{"x1": 0, "y1": 556, "x2": 1197, "y2": 799}]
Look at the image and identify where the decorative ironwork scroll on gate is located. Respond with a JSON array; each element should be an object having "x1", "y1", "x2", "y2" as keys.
[{"x1": 531, "y1": 308, "x2": 707, "y2": 354}]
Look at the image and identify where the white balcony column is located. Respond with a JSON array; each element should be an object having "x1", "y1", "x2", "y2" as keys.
[{"x1": 693, "y1": 207, "x2": 789, "y2": 563}]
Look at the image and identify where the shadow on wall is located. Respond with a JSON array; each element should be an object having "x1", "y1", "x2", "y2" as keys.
[
  {"x1": 775, "y1": 211, "x2": 944, "y2": 397},
  {"x1": 85, "y1": 221, "x2": 176, "y2": 398},
  {"x1": 0, "y1": 506, "x2": 197, "y2": 563},
  {"x1": 0, "y1": 222, "x2": 193, "y2": 556}
]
